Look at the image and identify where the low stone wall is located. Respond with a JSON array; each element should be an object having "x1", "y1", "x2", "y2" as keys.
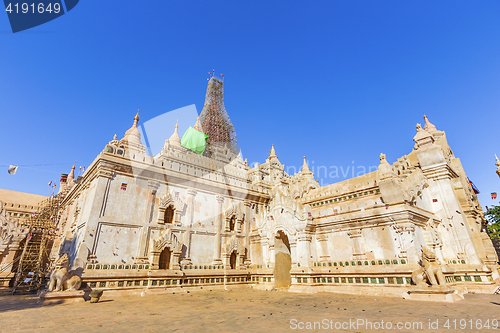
[{"x1": 78, "y1": 262, "x2": 497, "y2": 299}]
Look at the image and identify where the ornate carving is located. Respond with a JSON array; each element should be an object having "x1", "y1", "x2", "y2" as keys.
[
  {"x1": 347, "y1": 229, "x2": 362, "y2": 238},
  {"x1": 0, "y1": 201, "x2": 28, "y2": 256},
  {"x1": 150, "y1": 229, "x2": 183, "y2": 270},
  {"x1": 148, "y1": 180, "x2": 160, "y2": 191},
  {"x1": 98, "y1": 169, "x2": 114, "y2": 179},
  {"x1": 378, "y1": 153, "x2": 397, "y2": 180},
  {"x1": 223, "y1": 203, "x2": 244, "y2": 221},
  {"x1": 153, "y1": 229, "x2": 182, "y2": 253},
  {"x1": 157, "y1": 191, "x2": 185, "y2": 225},
  {"x1": 224, "y1": 236, "x2": 245, "y2": 256}
]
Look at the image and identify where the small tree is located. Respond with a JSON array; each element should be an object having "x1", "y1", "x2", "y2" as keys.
[{"x1": 485, "y1": 205, "x2": 500, "y2": 241}]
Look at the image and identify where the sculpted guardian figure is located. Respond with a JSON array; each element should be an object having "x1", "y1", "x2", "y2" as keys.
[
  {"x1": 412, "y1": 246, "x2": 446, "y2": 287},
  {"x1": 48, "y1": 254, "x2": 82, "y2": 292}
]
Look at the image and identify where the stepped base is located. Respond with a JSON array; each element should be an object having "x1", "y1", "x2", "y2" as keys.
[
  {"x1": 39, "y1": 290, "x2": 86, "y2": 303},
  {"x1": 404, "y1": 287, "x2": 464, "y2": 302}
]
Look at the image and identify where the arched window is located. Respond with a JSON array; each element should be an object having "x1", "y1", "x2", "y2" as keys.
[
  {"x1": 164, "y1": 206, "x2": 174, "y2": 224},
  {"x1": 229, "y1": 216, "x2": 236, "y2": 231}
]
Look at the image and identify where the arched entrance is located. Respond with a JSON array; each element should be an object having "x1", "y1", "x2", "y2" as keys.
[
  {"x1": 159, "y1": 248, "x2": 171, "y2": 269},
  {"x1": 230, "y1": 251, "x2": 237, "y2": 269},
  {"x1": 274, "y1": 230, "x2": 291, "y2": 288}
]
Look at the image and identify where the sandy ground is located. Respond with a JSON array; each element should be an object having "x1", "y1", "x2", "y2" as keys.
[{"x1": 1, "y1": 289, "x2": 500, "y2": 332}]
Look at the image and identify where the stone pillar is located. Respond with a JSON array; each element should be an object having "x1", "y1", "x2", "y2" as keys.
[
  {"x1": 212, "y1": 196, "x2": 224, "y2": 265},
  {"x1": 289, "y1": 239, "x2": 298, "y2": 267},
  {"x1": 261, "y1": 238, "x2": 269, "y2": 266},
  {"x1": 238, "y1": 252, "x2": 245, "y2": 269},
  {"x1": 244, "y1": 201, "x2": 252, "y2": 264},
  {"x1": 316, "y1": 234, "x2": 331, "y2": 262},
  {"x1": 236, "y1": 217, "x2": 242, "y2": 233},
  {"x1": 348, "y1": 229, "x2": 366, "y2": 260},
  {"x1": 269, "y1": 242, "x2": 275, "y2": 268},
  {"x1": 223, "y1": 253, "x2": 230, "y2": 268},
  {"x1": 171, "y1": 251, "x2": 181, "y2": 270},
  {"x1": 135, "y1": 181, "x2": 159, "y2": 263},
  {"x1": 186, "y1": 189, "x2": 196, "y2": 228},
  {"x1": 150, "y1": 249, "x2": 160, "y2": 269},
  {"x1": 181, "y1": 189, "x2": 196, "y2": 264},
  {"x1": 296, "y1": 233, "x2": 311, "y2": 267},
  {"x1": 89, "y1": 168, "x2": 115, "y2": 260}
]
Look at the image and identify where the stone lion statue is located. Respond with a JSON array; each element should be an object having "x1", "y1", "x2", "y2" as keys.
[
  {"x1": 48, "y1": 254, "x2": 82, "y2": 292},
  {"x1": 411, "y1": 246, "x2": 446, "y2": 287}
]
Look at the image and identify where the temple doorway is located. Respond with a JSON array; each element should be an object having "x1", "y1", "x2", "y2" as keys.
[
  {"x1": 159, "y1": 248, "x2": 171, "y2": 269},
  {"x1": 274, "y1": 230, "x2": 291, "y2": 288},
  {"x1": 230, "y1": 251, "x2": 237, "y2": 269}
]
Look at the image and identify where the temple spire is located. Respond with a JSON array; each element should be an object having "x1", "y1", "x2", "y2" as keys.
[
  {"x1": 413, "y1": 123, "x2": 434, "y2": 150},
  {"x1": 269, "y1": 144, "x2": 277, "y2": 158},
  {"x1": 168, "y1": 120, "x2": 181, "y2": 147},
  {"x1": 423, "y1": 114, "x2": 437, "y2": 132},
  {"x1": 121, "y1": 111, "x2": 142, "y2": 146},
  {"x1": 194, "y1": 117, "x2": 202, "y2": 132},
  {"x1": 199, "y1": 75, "x2": 238, "y2": 155},
  {"x1": 62, "y1": 163, "x2": 78, "y2": 191},
  {"x1": 301, "y1": 156, "x2": 312, "y2": 174}
]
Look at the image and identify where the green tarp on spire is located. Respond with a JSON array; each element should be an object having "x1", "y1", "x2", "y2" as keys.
[{"x1": 181, "y1": 126, "x2": 209, "y2": 155}]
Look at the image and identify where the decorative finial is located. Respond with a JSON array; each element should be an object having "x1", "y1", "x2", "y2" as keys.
[
  {"x1": 270, "y1": 144, "x2": 277, "y2": 157},
  {"x1": 133, "y1": 110, "x2": 140, "y2": 125},
  {"x1": 423, "y1": 114, "x2": 437, "y2": 132},
  {"x1": 113, "y1": 134, "x2": 117, "y2": 140},
  {"x1": 416, "y1": 123, "x2": 422, "y2": 131},
  {"x1": 194, "y1": 116, "x2": 201, "y2": 131},
  {"x1": 175, "y1": 119, "x2": 178, "y2": 129},
  {"x1": 302, "y1": 156, "x2": 312, "y2": 174}
]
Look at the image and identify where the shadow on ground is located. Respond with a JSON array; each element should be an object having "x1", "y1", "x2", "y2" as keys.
[{"x1": 0, "y1": 294, "x2": 63, "y2": 313}]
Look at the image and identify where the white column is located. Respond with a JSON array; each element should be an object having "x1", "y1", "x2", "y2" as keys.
[
  {"x1": 213, "y1": 196, "x2": 224, "y2": 265},
  {"x1": 244, "y1": 201, "x2": 252, "y2": 264},
  {"x1": 135, "y1": 181, "x2": 158, "y2": 263},
  {"x1": 296, "y1": 233, "x2": 311, "y2": 267},
  {"x1": 181, "y1": 189, "x2": 196, "y2": 264}
]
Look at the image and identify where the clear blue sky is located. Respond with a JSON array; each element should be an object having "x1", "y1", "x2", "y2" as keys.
[{"x1": 1, "y1": 1, "x2": 499, "y2": 209}]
